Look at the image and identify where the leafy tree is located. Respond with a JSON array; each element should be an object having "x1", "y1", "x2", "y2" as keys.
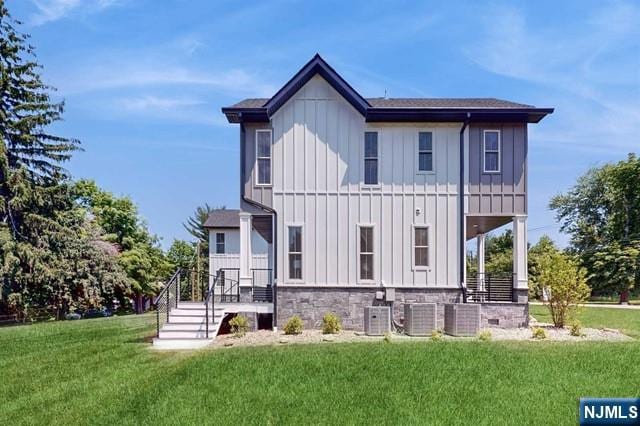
[
  {"x1": 538, "y1": 251, "x2": 590, "y2": 327},
  {"x1": 484, "y1": 230, "x2": 513, "y2": 275},
  {"x1": 550, "y1": 153, "x2": 640, "y2": 302},
  {"x1": 528, "y1": 235, "x2": 561, "y2": 299},
  {"x1": 166, "y1": 239, "x2": 196, "y2": 271}
]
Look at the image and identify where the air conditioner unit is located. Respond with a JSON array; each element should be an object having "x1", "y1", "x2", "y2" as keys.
[
  {"x1": 444, "y1": 303, "x2": 480, "y2": 337},
  {"x1": 364, "y1": 306, "x2": 390, "y2": 336},
  {"x1": 404, "y1": 303, "x2": 437, "y2": 336}
]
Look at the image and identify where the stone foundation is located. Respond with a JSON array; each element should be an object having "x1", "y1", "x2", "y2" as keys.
[{"x1": 277, "y1": 286, "x2": 529, "y2": 331}]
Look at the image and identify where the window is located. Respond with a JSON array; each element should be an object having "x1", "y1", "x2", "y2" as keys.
[
  {"x1": 359, "y1": 226, "x2": 374, "y2": 280},
  {"x1": 483, "y1": 130, "x2": 501, "y2": 173},
  {"x1": 417, "y1": 132, "x2": 433, "y2": 172},
  {"x1": 364, "y1": 132, "x2": 378, "y2": 185},
  {"x1": 256, "y1": 130, "x2": 272, "y2": 185},
  {"x1": 414, "y1": 227, "x2": 429, "y2": 268},
  {"x1": 215, "y1": 233, "x2": 225, "y2": 254},
  {"x1": 288, "y1": 226, "x2": 302, "y2": 280}
]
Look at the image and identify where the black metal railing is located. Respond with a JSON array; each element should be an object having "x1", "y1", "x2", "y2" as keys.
[
  {"x1": 218, "y1": 268, "x2": 241, "y2": 303},
  {"x1": 467, "y1": 273, "x2": 514, "y2": 302},
  {"x1": 251, "y1": 268, "x2": 273, "y2": 302},
  {"x1": 155, "y1": 269, "x2": 181, "y2": 336}
]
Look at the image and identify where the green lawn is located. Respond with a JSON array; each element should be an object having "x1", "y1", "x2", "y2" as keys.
[
  {"x1": 530, "y1": 304, "x2": 640, "y2": 339},
  {"x1": 1, "y1": 311, "x2": 639, "y2": 425}
]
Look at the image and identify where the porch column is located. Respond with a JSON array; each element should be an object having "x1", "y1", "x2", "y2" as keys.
[
  {"x1": 239, "y1": 212, "x2": 252, "y2": 287},
  {"x1": 512, "y1": 215, "x2": 528, "y2": 303},
  {"x1": 477, "y1": 233, "x2": 486, "y2": 292}
]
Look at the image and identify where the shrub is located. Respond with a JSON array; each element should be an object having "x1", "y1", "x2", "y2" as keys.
[
  {"x1": 478, "y1": 330, "x2": 492, "y2": 341},
  {"x1": 283, "y1": 316, "x2": 304, "y2": 335},
  {"x1": 229, "y1": 314, "x2": 249, "y2": 337},
  {"x1": 569, "y1": 320, "x2": 583, "y2": 337},
  {"x1": 321, "y1": 312, "x2": 342, "y2": 334},
  {"x1": 383, "y1": 332, "x2": 392, "y2": 343},
  {"x1": 430, "y1": 330, "x2": 442, "y2": 342},
  {"x1": 538, "y1": 251, "x2": 590, "y2": 327},
  {"x1": 531, "y1": 327, "x2": 547, "y2": 340}
]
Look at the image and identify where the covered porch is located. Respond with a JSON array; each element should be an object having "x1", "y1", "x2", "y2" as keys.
[{"x1": 465, "y1": 214, "x2": 528, "y2": 304}]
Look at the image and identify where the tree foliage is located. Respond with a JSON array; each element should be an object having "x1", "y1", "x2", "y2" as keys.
[{"x1": 550, "y1": 153, "x2": 640, "y2": 301}]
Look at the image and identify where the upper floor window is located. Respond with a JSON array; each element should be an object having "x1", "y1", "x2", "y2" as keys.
[
  {"x1": 215, "y1": 233, "x2": 225, "y2": 254},
  {"x1": 256, "y1": 129, "x2": 272, "y2": 185},
  {"x1": 364, "y1": 132, "x2": 378, "y2": 185},
  {"x1": 359, "y1": 226, "x2": 374, "y2": 280},
  {"x1": 483, "y1": 130, "x2": 501, "y2": 173},
  {"x1": 417, "y1": 132, "x2": 433, "y2": 172},
  {"x1": 288, "y1": 226, "x2": 302, "y2": 280}
]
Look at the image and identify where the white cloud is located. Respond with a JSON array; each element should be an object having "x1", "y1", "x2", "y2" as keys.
[
  {"x1": 30, "y1": 0, "x2": 120, "y2": 25},
  {"x1": 465, "y1": 1, "x2": 640, "y2": 153},
  {"x1": 117, "y1": 95, "x2": 205, "y2": 111}
]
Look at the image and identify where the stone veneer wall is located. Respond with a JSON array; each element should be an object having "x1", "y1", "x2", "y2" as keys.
[{"x1": 277, "y1": 287, "x2": 529, "y2": 330}]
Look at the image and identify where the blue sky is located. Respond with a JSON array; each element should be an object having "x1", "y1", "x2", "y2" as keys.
[{"x1": 8, "y1": 0, "x2": 640, "y2": 249}]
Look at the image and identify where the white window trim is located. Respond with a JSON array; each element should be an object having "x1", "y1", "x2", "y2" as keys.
[
  {"x1": 415, "y1": 130, "x2": 435, "y2": 175},
  {"x1": 356, "y1": 223, "x2": 376, "y2": 283},
  {"x1": 362, "y1": 131, "x2": 380, "y2": 188},
  {"x1": 411, "y1": 224, "x2": 431, "y2": 271},
  {"x1": 482, "y1": 129, "x2": 501, "y2": 174},
  {"x1": 255, "y1": 129, "x2": 273, "y2": 186},
  {"x1": 215, "y1": 232, "x2": 225, "y2": 254},
  {"x1": 286, "y1": 223, "x2": 304, "y2": 282}
]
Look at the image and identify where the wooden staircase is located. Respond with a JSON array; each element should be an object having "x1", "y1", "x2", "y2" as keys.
[{"x1": 152, "y1": 302, "x2": 224, "y2": 349}]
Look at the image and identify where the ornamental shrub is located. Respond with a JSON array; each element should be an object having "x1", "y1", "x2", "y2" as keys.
[
  {"x1": 229, "y1": 314, "x2": 249, "y2": 337},
  {"x1": 321, "y1": 312, "x2": 342, "y2": 334},
  {"x1": 283, "y1": 316, "x2": 304, "y2": 335}
]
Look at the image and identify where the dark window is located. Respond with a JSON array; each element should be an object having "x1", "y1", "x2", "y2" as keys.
[
  {"x1": 484, "y1": 131, "x2": 500, "y2": 173},
  {"x1": 215, "y1": 233, "x2": 225, "y2": 254},
  {"x1": 418, "y1": 132, "x2": 433, "y2": 172},
  {"x1": 364, "y1": 132, "x2": 378, "y2": 185},
  {"x1": 256, "y1": 130, "x2": 272, "y2": 184},
  {"x1": 360, "y1": 226, "x2": 374, "y2": 280},
  {"x1": 288, "y1": 226, "x2": 302, "y2": 280},
  {"x1": 414, "y1": 227, "x2": 429, "y2": 267}
]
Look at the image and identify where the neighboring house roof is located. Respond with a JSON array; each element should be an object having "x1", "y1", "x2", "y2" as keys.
[
  {"x1": 222, "y1": 54, "x2": 553, "y2": 124},
  {"x1": 204, "y1": 209, "x2": 240, "y2": 228}
]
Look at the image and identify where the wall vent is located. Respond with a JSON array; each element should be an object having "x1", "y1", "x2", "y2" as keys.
[
  {"x1": 404, "y1": 303, "x2": 437, "y2": 336},
  {"x1": 444, "y1": 304, "x2": 480, "y2": 336},
  {"x1": 364, "y1": 306, "x2": 390, "y2": 336}
]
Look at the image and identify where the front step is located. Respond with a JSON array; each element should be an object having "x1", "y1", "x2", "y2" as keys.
[
  {"x1": 168, "y1": 314, "x2": 222, "y2": 324},
  {"x1": 170, "y1": 308, "x2": 224, "y2": 316},
  {"x1": 162, "y1": 323, "x2": 216, "y2": 331},
  {"x1": 152, "y1": 338, "x2": 213, "y2": 350},
  {"x1": 158, "y1": 329, "x2": 213, "y2": 339}
]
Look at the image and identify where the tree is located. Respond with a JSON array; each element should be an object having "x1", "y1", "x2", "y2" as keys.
[
  {"x1": 167, "y1": 239, "x2": 196, "y2": 271},
  {"x1": 538, "y1": 251, "x2": 590, "y2": 327},
  {"x1": 485, "y1": 230, "x2": 513, "y2": 274},
  {"x1": 183, "y1": 203, "x2": 217, "y2": 245},
  {"x1": 528, "y1": 235, "x2": 561, "y2": 299},
  {"x1": 550, "y1": 153, "x2": 640, "y2": 302}
]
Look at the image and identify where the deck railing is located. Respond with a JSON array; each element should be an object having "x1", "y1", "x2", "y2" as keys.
[{"x1": 467, "y1": 273, "x2": 514, "y2": 302}]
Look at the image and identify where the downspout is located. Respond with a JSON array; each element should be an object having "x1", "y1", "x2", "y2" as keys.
[
  {"x1": 459, "y1": 113, "x2": 471, "y2": 303},
  {"x1": 239, "y1": 120, "x2": 279, "y2": 329}
]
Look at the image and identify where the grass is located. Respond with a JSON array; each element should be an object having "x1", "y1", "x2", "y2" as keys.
[
  {"x1": 530, "y1": 304, "x2": 640, "y2": 339},
  {"x1": 0, "y1": 309, "x2": 638, "y2": 425}
]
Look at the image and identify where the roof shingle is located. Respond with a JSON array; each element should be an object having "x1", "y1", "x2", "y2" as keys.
[{"x1": 204, "y1": 209, "x2": 240, "y2": 228}]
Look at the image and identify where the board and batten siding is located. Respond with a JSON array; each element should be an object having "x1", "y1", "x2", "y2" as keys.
[
  {"x1": 243, "y1": 123, "x2": 273, "y2": 208},
  {"x1": 265, "y1": 75, "x2": 460, "y2": 288},
  {"x1": 467, "y1": 123, "x2": 527, "y2": 215}
]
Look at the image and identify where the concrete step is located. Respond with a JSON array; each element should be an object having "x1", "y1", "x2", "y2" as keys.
[
  {"x1": 159, "y1": 330, "x2": 213, "y2": 339},
  {"x1": 162, "y1": 323, "x2": 219, "y2": 331},
  {"x1": 168, "y1": 315, "x2": 221, "y2": 324},
  {"x1": 152, "y1": 338, "x2": 212, "y2": 350},
  {"x1": 170, "y1": 308, "x2": 223, "y2": 316}
]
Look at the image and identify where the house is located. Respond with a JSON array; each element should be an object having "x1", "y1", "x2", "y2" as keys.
[{"x1": 153, "y1": 54, "x2": 553, "y2": 348}]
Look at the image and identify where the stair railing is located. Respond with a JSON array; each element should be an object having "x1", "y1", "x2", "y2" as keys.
[
  {"x1": 203, "y1": 272, "x2": 218, "y2": 339},
  {"x1": 155, "y1": 269, "x2": 182, "y2": 337}
]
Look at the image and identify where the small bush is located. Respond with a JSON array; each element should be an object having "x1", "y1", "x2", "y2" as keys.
[
  {"x1": 531, "y1": 327, "x2": 547, "y2": 340},
  {"x1": 569, "y1": 320, "x2": 583, "y2": 337},
  {"x1": 478, "y1": 330, "x2": 492, "y2": 341},
  {"x1": 430, "y1": 330, "x2": 442, "y2": 342},
  {"x1": 321, "y1": 312, "x2": 342, "y2": 334},
  {"x1": 229, "y1": 314, "x2": 249, "y2": 337},
  {"x1": 283, "y1": 316, "x2": 304, "y2": 335},
  {"x1": 383, "y1": 332, "x2": 392, "y2": 343}
]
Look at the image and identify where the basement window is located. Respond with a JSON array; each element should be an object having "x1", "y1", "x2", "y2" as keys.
[{"x1": 483, "y1": 130, "x2": 501, "y2": 173}]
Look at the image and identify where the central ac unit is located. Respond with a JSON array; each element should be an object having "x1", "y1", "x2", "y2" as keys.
[
  {"x1": 364, "y1": 306, "x2": 390, "y2": 336},
  {"x1": 404, "y1": 303, "x2": 437, "y2": 336},
  {"x1": 444, "y1": 303, "x2": 480, "y2": 336}
]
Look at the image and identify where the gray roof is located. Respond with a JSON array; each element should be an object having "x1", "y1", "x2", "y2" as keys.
[
  {"x1": 204, "y1": 209, "x2": 240, "y2": 228},
  {"x1": 229, "y1": 97, "x2": 534, "y2": 109}
]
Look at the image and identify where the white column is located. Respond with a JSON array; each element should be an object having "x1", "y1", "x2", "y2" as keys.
[
  {"x1": 239, "y1": 212, "x2": 253, "y2": 286},
  {"x1": 512, "y1": 215, "x2": 528, "y2": 291},
  {"x1": 477, "y1": 233, "x2": 486, "y2": 291}
]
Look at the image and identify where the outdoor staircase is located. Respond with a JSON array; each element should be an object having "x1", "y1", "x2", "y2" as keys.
[{"x1": 152, "y1": 302, "x2": 225, "y2": 350}]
